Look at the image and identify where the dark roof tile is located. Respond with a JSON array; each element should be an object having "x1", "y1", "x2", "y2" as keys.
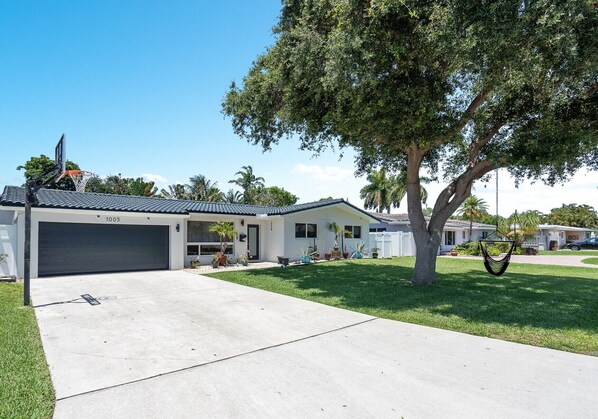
[{"x1": 1, "y1": 186, "x2": 378, "y2": 220}]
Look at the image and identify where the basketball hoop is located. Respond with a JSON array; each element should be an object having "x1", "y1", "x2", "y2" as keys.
[{"x1": 59, "y1": 170, "x2": 94, "y2": 192}]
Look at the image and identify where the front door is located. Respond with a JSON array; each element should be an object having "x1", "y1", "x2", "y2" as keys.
[{"x1": 247, "y1": 224, "x2": 260, "y2": 260}]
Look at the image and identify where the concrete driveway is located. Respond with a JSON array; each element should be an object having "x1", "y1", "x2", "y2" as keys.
[{"x1": 32, "y1": 271, "x2": 598, "y2": 418}]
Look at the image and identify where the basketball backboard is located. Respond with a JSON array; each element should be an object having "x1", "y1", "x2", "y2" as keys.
[{"x1": 54, "y1": 134, "x2": 66, "y2": 177}]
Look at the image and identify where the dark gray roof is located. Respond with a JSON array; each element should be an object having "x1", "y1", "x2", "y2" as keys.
[
  {"x1": 0, "y1": 186, "x2": 379, "y2": 220},
  {"x1": 369, "y1": 212, "x2": 410, "y2": 222},
  {"x1": 370, "y1": 211, "x2": 494, "y2": 229}
]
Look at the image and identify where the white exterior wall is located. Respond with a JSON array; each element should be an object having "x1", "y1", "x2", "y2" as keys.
[
  {"x1": 0, "y1": 224, "x2": 18, "y2": 277},
  {"x1": 282, "y1": 205, "x2": 370, "y2": 260},
  {"x1": 184, "y1": 214, "x2": 285, "y2": 266},
  {"x1": 19, "y1": 208, "x2": 186, "y2": 278}
]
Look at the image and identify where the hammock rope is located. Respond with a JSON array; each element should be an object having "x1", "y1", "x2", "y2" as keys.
[{"x1": 478, "y1": 240, "x2": 515, "y2": 276}]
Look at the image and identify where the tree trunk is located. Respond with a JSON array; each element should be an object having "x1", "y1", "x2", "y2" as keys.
[
  {"x1": 412, "y1": 230, "x2": 442, "y2": 285},
  {"x1": 405, "y1": 147, "x2": 496, "y2": 285}
]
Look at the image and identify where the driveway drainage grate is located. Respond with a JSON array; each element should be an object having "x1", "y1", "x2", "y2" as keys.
[{"x1": 81, "y1": 294, "x2": 101, "y2": 306}]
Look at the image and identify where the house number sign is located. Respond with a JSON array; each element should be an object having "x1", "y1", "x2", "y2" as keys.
[{"x1": 106, "y1": 216, "x2": 121, "y2": 222}]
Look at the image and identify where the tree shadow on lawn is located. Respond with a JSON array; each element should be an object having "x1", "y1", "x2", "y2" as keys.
[{"x1": 233, "y1": 259, "x2": 598, "y2": 333}]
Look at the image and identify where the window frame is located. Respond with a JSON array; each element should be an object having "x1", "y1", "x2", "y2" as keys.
[
  {"x1": 295, "y1": 223, "x2": 318, "y2": 239},
  {"x1": 344, "y1": 225, "x2": 362, "y2": 239}
]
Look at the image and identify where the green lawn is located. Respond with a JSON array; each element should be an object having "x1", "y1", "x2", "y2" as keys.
[
  {"x1": 582, "y1": 258, "x2": 598, "y2": 265},
  {"x1": 0, "y1": 284, "x2": 54, "y2": 418},
  {"x1": 208, "y1": 258, "x2": 598, "y2": 355},
  {"x1": 539, "y1": 250, "x2": 598, "y2": 256}
]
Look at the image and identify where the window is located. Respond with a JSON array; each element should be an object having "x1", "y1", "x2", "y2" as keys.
[
  {"x1": 345, "y1": 225, "x2": 362, "y2": 239},
  {"x1": 481, "y1": 231, "x2": 489, "y2": 238},
  {"x1": 445, "y1": 231, "x2": 455, "y2": 246},
  {"x1": 187, "y1": 221, "x2": 234, "y2": 255},
  {"x1": 369, "y1": 227, "x2": 387, "y2": 233},
  {"x1": 187, "y1": 221, "x2": 221, "y2": 242},
  {"x1": 295, "y1": 223, "x2": 317, "y2": 238},
  {"x1": 462, "y1": 231, "x2": 466, "y2": 240}
]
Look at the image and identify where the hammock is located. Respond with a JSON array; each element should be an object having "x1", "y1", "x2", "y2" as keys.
[{"x1": 478, "y1": 240, "x2": 515, "y2": 276}]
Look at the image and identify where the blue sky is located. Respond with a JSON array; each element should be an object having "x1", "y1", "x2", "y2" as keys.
[{"x1": 1, "y1": 1, "x2": 596, "y2": 216}]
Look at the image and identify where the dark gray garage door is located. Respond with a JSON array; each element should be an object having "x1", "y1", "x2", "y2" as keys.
[{"x1": 38, "y1": 222, "x2": 169, "y2": 276}]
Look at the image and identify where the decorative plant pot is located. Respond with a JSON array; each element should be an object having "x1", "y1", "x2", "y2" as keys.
[
  {"x1": 342, "y1": 252, "x2": 349, "y2": 259},
  {"x1": 211, "y1": 261, "x2": 219, "y2": 268},
  {"x1": 331, "y1": 250, "x2": 341, "y2": 259},
  {"x1": 353, "y1": 252, "x2": 363, "y2": 259},
  {"x1": 218, "y1": 255, "x2": 228, "y2": 266},
  {"x1": 242, "y1": 260, "x2": 249, "y2": 266},
  {"x1": 313, "y1": 253, "x2": 320, "y2": 260},
  {"x1": 324, "y1": 253, "x2": 331, "y2": 260},
  {"x1": 190, "y1": 260, "x2": 199, "y2": 269},
  {"x1": 300, "y1": 256, "x2": 311, "y2": 264},
  {"x1": 372, "y1": 253, "x2": 378, "y2": 259},
  {"x1": 450, "y1": 250, "x2": 458, "y2": 256}
]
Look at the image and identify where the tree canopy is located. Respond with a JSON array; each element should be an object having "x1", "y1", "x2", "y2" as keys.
[
  {"x1": 17, "y1": 155, "x2": 79, "y2": 190},
  {"x1": 546, "y1": 204, "x2": 598, "y2": 229},
  {"x1": 223, "y1": 0, "x2": 598, "y2": 283}
]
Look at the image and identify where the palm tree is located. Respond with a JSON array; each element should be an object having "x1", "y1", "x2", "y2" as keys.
[
  {"x1": 229, "y1": 165, "x2": 265, "y2": 204},
  {"x1": 388, "y1": 170, "x2": 430, "y2": 211},
  {"x1": 208, "y1": 221, "x2": 238, "y2": 254},
  {"x1": 458, "y1": 195, "x2": 489, "y2": 238},
  {"x1": 361, "y1": 168, "x2": 430, "y2": 213},
  {"x1": 188, "y1": 175, "x2": 223, "y2": 202},
  {"x1": 360, "y1": 168, "x2": 392, "y2": 213},
  {"x1": 224, "y1": 189, "x2": 243, "y2": 204},
  {"x1": 160, "y1": 184, "x2": 190, "y2": 200}
]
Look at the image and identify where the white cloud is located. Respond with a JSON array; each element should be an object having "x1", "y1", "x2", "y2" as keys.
[
  {"x1": 142, "y1": 173, "x2": 168, "y2": 184},
  {"x1": 293, "y1": 164, "x2": 353, "y2": 182}
]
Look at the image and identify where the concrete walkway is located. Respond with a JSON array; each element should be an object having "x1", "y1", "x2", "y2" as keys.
[{"x1": 32, "y1": 271, "x2": 598, "y2": 418}]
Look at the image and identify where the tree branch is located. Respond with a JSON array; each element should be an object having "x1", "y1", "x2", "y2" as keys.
[
  {"x1": 467, "y1": 120, "x2": 506, "y2": 165},
  {"x1": 428, "y1": 160, "x2": 496, "y2": 233}
]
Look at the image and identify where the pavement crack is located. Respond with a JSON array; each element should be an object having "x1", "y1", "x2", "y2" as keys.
[{"x1": 55, "y1": 317, "x2": 378, "y2": 402}]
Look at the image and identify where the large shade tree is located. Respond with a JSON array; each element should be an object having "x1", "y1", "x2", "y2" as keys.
[{"x1": 223, "y1": 0, "x2": 598, "y2": 284}]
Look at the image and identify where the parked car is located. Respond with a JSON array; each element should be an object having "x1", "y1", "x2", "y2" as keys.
[{"x1": 566, "y1": 237, "x2": 598, "y2": 250}]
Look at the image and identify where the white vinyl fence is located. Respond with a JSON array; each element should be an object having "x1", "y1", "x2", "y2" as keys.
[
  {"x1": 0, "y1": 224, "x2": 18, "y2": 277},
  {"x1": 369, "y1": 231, "x2": 416, "y2": 257}
]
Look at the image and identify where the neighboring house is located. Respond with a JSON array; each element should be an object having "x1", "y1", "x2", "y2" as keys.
[
  {"x1": 532, "y1": 224, "x2": 594, "y2": 249},
  {"x1": 369, "y1": 212, "x2": 496, "y2": 253},
  {"x1": 0, "y1": 186, "x2": 378, "y2": 278}
]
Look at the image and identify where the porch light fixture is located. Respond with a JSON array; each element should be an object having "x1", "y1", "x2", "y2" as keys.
[
  {"x1": 176, "y1": 223, "x2": 180, "y2": 232},
  {"x1": 241, "y1": 219, "x2": 244, "y2": 226}
]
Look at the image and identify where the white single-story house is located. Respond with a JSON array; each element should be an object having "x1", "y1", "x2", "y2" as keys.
[
  {"x1": 0, "y1": 186, "x2": 378, "y2": 278},
  {"x1": 531, "y1": 224, "x2": 594, "y2": 249},
  {"x1": 369, "y1": 212, "x2": 496, "y2": 253}
]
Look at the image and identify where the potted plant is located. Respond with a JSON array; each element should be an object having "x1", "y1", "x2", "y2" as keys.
[
  {"x1": 211, "y1": 253, "x2": 221, "y2": 268},
  {"x1": 238, "y1": 252, "x2": 249, "y2": 266},
  {"x1": 324, "y1": 252, "x2": 331, "y2": 260},
  {"x1": 310, "y1": 242, "x2": 320, "y2": 260},
  {"x1": 371, "y1": 247, "x2": 380, "y2": 258},
  {"x1": 352, "y1": 242, "x2": 367, "y2": 259},
  {"x1": 209, "y1": 221, "x2": 239, "y2": 266},
  {"x1": 300, "y1": 247, "x2": 312, "y2": 264},
  {"x1": 329, "y1": 222, "x2": 352, "y2": 259},
  {"x1": 330, "y1": 241, "x2": 341, "y2": 259},
  {"x1": 190, "y1": 256, "x2": 200, "y2": 269},
  {"x1": 450, "y1": 247, "x2": 458, "y2": 256}
]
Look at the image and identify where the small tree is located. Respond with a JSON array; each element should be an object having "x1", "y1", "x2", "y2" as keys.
[
  {"x1": 209, "y1": 222, "x2": 238, "y2": 254},
  {"x1": 329, "y1": 221, "x2": 352, "y2": 253}
]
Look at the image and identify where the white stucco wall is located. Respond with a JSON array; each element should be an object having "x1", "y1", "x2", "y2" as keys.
[
  {"x1": 282, "y1": 205, "x2": 371, "y2": 260},
  {"x1": 16, "y1": 208, "x2": 186, "y2": 278},
  {"x1": 184, "y1": 214, "x2": 286, "y2": 266}
]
